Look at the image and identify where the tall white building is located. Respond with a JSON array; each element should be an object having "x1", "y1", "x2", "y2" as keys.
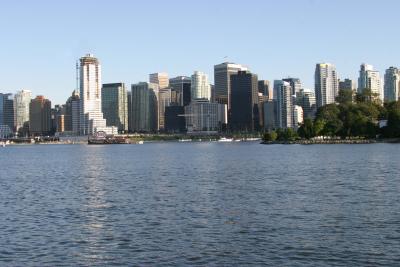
[
  {"x1": 315, "y1": 63, "x2": 338, "y2": 108},
  {"x1": 14, "y1": 89, "x2": 32, "y2": 134},
  {"x1": 274, "y1": 80, "x2": 293, "y2": 129},
  {"x1": 79, "y1": 54, "x2": 116, "y2": 135},
  {"x1": 384, "y1": 67, "x2": 400, "y2": 102},
  {"x1": 293, "y1": 105, "x2": 304, "y2": 129},
  {"x1": 191, "y1": 71, "x2": 211, "y2": 101},
  {"x1": 358, "y1": 63, "x2": 382, "y2": 100}
]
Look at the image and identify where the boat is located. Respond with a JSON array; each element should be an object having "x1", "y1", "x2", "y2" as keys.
[
  {"x1": 218, "y1": 137, "x2": 233, "y2": 142},
  {"x1": 88, "y1": 131, "x2": 130, "y2": 145}
]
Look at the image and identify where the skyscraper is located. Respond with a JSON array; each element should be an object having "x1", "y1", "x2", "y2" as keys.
[
  {"x1": 149, "y1": 72, "x2": 169, "y2": 89},
  {"x1": 0, "y1": 93, "x2": 14, "y2": 137},
  {"x1": 214, "y1": 62, "x2": 248, "y2": 109},
  {"x1": 384, "y1": 67, "x2": 400, "y2": 102},
  {"x1": 191, "y1": 71, "x2": 211, "y2": 101},
  {"x1": 29, "y1": 96, "x2": 51, "y2": 136},
  {"x1": 315, "y1": 63, "x2": 338, "y2": 108},
  {"x1": 130, "y1": 82, "x2": 158, "y2": 132},
  {"x1": 184, "y1": 99, "x2": 227, "y2": 133},
  {"x1": 274, "y1": 80, "x2": 293, "y2": 129},
  {"x1": 64, "y1": 90, "x2": 80, "y2": 134},
  {"x1": 79, "y1": 54, "x2": 116, "y2": 135},
  {"x1": 230, "y1": 70, "x2": 259, "y2": 132},
  {"x1": 283, "y1": 78, "x2": 302, "y2": 96},
  {"x1": 296, "y1": 89, "x2": 317, "y2": 120},
  {"x1": 339, "y1": 78, "x2": 356, "y2": 91},
  {"x1": 258, "y1": 80, "x2": 272, "y2": 99},
  {"x1": 101, "y1": 83, "x2": 128, "y2": 132},
  {"x1": 169, "y1": 76, "x2": 191, "y2": 106},
  {"x1": 158, "y1": 88, "x2": 172, "y2": 131},
  {"x1": 358, "y1": 63, "x2": 382, "y2": 99},
  {"x1": 14, "y1": 89, "x2": 31, "y2": 135}
]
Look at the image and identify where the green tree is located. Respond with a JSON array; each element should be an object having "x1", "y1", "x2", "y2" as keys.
[
  {"x1": 336, "y1": 89, "x2": 353, "y2": 104},
  {"x1": 298, "y1": 118, "x2": 314, "y2": 139},
  {"x1": 263, "y1": 131, "x2": 278, "y2": 142}
]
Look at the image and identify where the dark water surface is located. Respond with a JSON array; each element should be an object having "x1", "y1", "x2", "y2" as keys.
[{"x1": 0, "y1": 142, "x2": 400, "y2": 266}]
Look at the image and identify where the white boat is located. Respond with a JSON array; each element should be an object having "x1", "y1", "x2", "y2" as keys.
[
  {"x1": 138, "y1": 141, "x2": 144, "y2": 144},
  {"x1": 179, "y1": 139, "x2": 192, "y2": 142},
  {"x1": 218, "y1": 137, "x2": 233, "y2": 142}
]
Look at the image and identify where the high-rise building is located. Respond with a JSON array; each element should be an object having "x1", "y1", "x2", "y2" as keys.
[
  {"x1": 274, "y1": 80, "x2": 293, "y2": 129},
  {"x1": 130, "y1": 82, "x2": 158, "y2": 132},
  {"x1": 184, "y1": 99, "x2": 227, "y2": 133},
  {"x1": 149, "y1": 72, "x2": 169, "y2": 89},
  {"x1": 169, "y1": 76, "x2": 191, "y2": 106},
  {"x1": 191, "y1": 71, "x2": 211, "y2": 101},
  {"x1": 214, "y1": 62, "x2": 248, "y2": 109},
  {"x1": 64, "y1": 90, "x2": 80, "y2": 134},
  {"x1": 101, "y1": 83, "x2": 128, "y2": 132},
  {"x1": 14, "y1": 90, "x2": 31, "y2": 135},
  {"x1": 384, "y1": 67, "x2": 400, "y2": 102},
  {"x1": 29, "y1": 96, "x2": 51, "y2": 136},
  {"x1": 79, "y1": 54, "x2": 116, "y2": 135},
  {"x1": 315, "y1": 63, "x2": 338, "y2": 108},
  {"x1": 165, "y1": 106, "x2": 186, "y2": 133},
  {"x1": 296, "y1": 89, "x2": 317, "y2": 120},
  {"x1": 358, "y1": 63, "x2": 382, "y2": 100},
  {"x1": 263, "y1": 100, "x2": 276, "y2": 131},
  {"x1": 0, "y1": 93, "x2": 14, "y2": 138},
  {"x1": 230, "y1": 70, "x2": 259, "y2": 132},
  {"x1": 293, "y1": 105, "x2": 304, "y2": 129},
  {"x1": 283, "y1": 78, "x2": 302, "y2": 96},
  {"x1": 339, "y1": 78, "x2": 356, "y2": 91},
  {"x1": 158, "y1": 88, "x2": 172, "y2": 131},
  {"x1": 258, "y1": 80, "x2": 272, "y2": 99}
]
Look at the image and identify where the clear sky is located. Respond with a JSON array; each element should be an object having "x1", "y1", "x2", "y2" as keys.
[{"x1": 1, "y1": 0, "x2": 399, "y2": 104}]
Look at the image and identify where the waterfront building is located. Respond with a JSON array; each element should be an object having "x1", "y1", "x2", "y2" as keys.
[
  {"x1": 169, "y1": 76, "x2": 191, "y2": 106},
  {"x1": 358, "y1": 63, "x2": 382, "y2": 100},
  {"x1": 79, "y1": 54, "x2": 116, "y2": 135},
  {"x1": 339, "y1": 78, "x2": 356, "y2": 91},
  {"x1": 214, "y1": 62, "x2": 248, "y2": 109},
  {"x1": 63, "y1": 90, "x2": 80, "y2": 134},
  {"x1": 263, "y1": 100, "x2": 276, "y2": 131},
  {"x1": 164, "y1": 106, "x2": 185, "y2": 133},
  {"x1": 130, "y1": 82, "x2": 158, "y2": 132},
  {"x1": 0, "y1": 93, "x2": 14, "y2": 138},
  {"x1": 230, "y1": 70, "x2": 259, "y2": 132},
  {"x1": 258, "y1": 80, "x2": 272, "y2": 99},
  {"x1": 191, "y1": 71, "x2": 211, "y2": 101},
  {"x1": 274, "y1": 80, "x2": 293, "y2": 129},
  {"x1": 14, "y1": 89, "x2": 31, "y2": 135},
  {"x1": 149, "y1": 72, "x2": 169, "y2": 89},
  {"x1": 293, "y1": 105, "x2": 304, "y2": 129},
  {"x1": 315, "y1": 63, "x2": 338, "y2": 108},
  {"x1": 184, "y1": 99, "x2": 227, "y2": 133},
  {"x1": 29, "y1": 96, "x2": 51, "y2": 136},
  {"x1": 101, "y1": 83, "x2": 128, "y2": 132},
  {"x1": 283, "y1": 78, "x2": 302, "y2": 96},
  {"x1": 158, "y1": 88, "x2": 172, "y2": 131},
  {"x1": 384, "y1": 67, "x2": 400, "y2": 102},
  {"x1": 296, "y1": 89, "x2": 317, "y2": 119}
]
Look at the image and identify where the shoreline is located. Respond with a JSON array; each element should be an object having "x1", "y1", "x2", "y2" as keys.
[{"x1": 261, "y1": 138, "x2": 400, "y2": 145}]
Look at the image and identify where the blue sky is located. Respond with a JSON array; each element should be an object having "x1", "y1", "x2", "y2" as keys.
[{"x1": 1, "y1": 0, "x2": 399, "y2": 104}]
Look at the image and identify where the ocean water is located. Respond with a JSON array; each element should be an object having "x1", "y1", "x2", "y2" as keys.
[{"x1": 0, "y1": 142, "x2": 399, "y2": 266}]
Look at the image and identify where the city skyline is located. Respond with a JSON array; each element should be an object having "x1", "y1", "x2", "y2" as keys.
[{"x1": 1, "y1": 0, "x2": 400, "y2": 104}]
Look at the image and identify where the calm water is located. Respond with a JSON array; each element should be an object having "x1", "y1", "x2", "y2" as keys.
[{"x1": 0, "y1": 142, "x2": 400, "y2": 266}]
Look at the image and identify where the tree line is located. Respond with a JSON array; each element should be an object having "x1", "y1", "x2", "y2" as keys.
[{"x1": 264, "y1": 89, "x2": 400, "y2": 141}]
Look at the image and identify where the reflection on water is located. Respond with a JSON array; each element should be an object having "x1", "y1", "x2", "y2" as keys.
[{"x1": 0, "y1": 143, "x2": 399, "y2": 266}]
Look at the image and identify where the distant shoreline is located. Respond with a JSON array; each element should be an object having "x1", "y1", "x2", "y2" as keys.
[{"x1": 261, "y1": 138, "x2": 400, "y2": 145}]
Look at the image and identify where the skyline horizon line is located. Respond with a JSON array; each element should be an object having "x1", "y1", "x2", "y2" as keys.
[{"x1": 0, "y1": 54, "x2": 395, "y2": 105}]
